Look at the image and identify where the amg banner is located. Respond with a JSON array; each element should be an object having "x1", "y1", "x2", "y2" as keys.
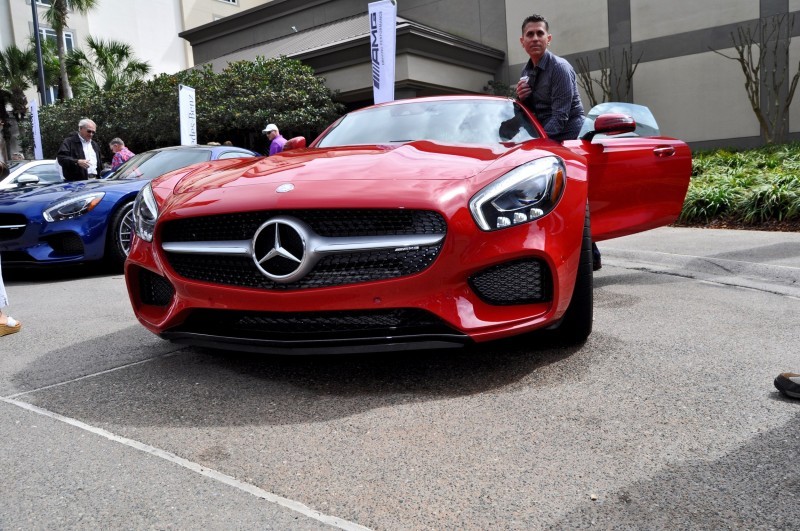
[
  {"x1": 29, "y1": 100, "x2": 43, "y2": 160},
  {"x1": 178, "y1": 84, "x2": 197, "y2": 146},
  {"x1": 368, "y1": 0, "x2": 396, "y2": 104}
]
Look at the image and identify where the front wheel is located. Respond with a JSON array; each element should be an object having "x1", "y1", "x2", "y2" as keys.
[
  {"x1": 548, "y1": 203, "x2": 594, "y2": 344},
  {"x1": 105, "y1": 201, "x2": 134, "y2": 271}
]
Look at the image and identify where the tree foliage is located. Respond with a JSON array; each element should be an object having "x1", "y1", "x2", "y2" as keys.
[
  {"x1": 0, "y1": 44, "x2": 37, "y2": 121},
  {"x1": 21, "y1": 56, "x2": 345, "y2": 160},
  {"x1": 0, "y1": 43, "x2": 37, "y2": 159},
  {"x1": 43, "y1": 0, "x2": 99, "y2": 100},
  {"x1": 66, "y1": 36, "x2": 151, "y2": 96}
]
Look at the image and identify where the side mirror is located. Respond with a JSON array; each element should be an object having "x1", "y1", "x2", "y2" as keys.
[
  {"x1": 283, "y1": 136, "x2": 307, "y2": 152},
  {"x1": 581, "y1": 113, "x2": 637, "y2": 141},
  {"x1": 17, "y1": 174, "x2": 40, "y2": 186}
]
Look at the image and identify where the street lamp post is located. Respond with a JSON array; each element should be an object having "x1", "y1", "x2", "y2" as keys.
[{"x1": 30, "y1": 0, "x2": 49, "y2": 105}]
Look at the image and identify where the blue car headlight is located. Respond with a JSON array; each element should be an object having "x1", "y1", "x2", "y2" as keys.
[
  {"x1": 469, "y1": 156, "x2": 566, "y2": 231},
  {"x1": 43, "y1": 192, "x2": 106, "y2": 222},
  {"x1": 132, "y1": 182, "x2": 159, "y2": 242}
]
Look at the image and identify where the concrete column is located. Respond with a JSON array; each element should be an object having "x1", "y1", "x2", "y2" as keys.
[{"x1": 760, "y1": 0, "x2": 791, "y2": 142}]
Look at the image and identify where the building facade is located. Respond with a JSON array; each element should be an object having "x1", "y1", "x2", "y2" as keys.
[
  {"x1": 181, "y1": 0, "x2": 800, "y2": 149},
  {"x1": 3, "y1": 1, "x2": 799, "y2": 149},
  {"x1": 0, "y1": 0, "x2": 273, "y2": 105}
]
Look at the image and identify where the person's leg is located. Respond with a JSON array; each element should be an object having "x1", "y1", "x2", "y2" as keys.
[
  {"x1": 775, "y1": 373, "x2": 800, "y2": 399},
  {"x1": 0, "y1": 256, "x2": 21, "y2": 335}
]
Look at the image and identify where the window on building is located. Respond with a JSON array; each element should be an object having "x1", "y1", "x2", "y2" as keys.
[
  {"x1": 36, "y1": 0, "x2": 53, "y2": 6},
  {"x1": 40, "y1": 28, "x2": 74, "y2": 52},
  {"x1": 217, "y1": 0, "x2": 237, "y2": 5}
]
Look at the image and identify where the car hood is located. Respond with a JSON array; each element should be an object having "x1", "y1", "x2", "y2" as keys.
[
  {"x1": 171, "y1": 142, "x2": 520, "y2": 195},
  {"x1": 0, "y1": 178, "x2": 146, "y2": 207}
]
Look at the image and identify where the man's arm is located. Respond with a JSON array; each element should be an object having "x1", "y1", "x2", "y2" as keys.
[{"x1": 56, "y1": 137, "x2": 78, "y2": 169}]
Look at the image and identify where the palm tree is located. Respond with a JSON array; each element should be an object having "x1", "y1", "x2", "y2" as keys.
[
  {"x1": 44, "y1": 0, "x2": 98, "y2": 100},
  {"x1": 66, "y1": 36, "x2": 151, "y2": 95},
  {"x1": 0, "y1": 44, "x2": 37, "y2": 160},
  {"x1": 0, "y1": 44, "x2": 37, "y2": 121}
]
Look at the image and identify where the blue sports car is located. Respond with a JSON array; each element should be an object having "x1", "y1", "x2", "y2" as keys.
[{"x1": 0, "y1": 145, "x2": 258, "y2": 269}]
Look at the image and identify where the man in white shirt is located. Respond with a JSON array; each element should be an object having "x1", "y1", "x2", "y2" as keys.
[{"x1": 57, "y1": 118, "x2": 102, "y2": 181}]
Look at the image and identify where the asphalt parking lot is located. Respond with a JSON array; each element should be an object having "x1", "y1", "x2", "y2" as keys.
[{"x1": 1, "y1": 227, "x2": 798, "y2": 529}]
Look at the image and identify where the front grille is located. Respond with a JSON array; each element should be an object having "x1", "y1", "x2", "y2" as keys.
[
  {"x1": 162, "y1": 210, "x2": 446, "y2": 289},
  {"x1": 167, "y1": 246, "x2": 441, "y2": 289},
  {"x1": 469, "y1": 258, "x2": 551, "y2": 305},
  {"x1": 171, "y1": 308, "x2": 459, "y2": 341},
  {"x1": 162, "y1": 209, "x2": 447, "y2": 241},
  {"x1": 44, "y1": 233, "x2": 84, "y2": 255},
  {"x1": 0, "y1": 214, "x2": 27, "y2": 241},
  {"x1": 139, "y1": 269, "x2": 175, "y2": 306}
]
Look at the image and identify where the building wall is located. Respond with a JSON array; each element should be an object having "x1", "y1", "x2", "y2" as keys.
[
  {"x1": 398, "y1": 0, "x2": 507, "y2": 52},
  {"x1": 1, "y1": 0, "x2": 16, "y2": 50},
  {"x1": 90, "y1": 0, "x2": 187, "y2": 76},
  {"x1": 505, "y1": 0, "x2": 609, "y2": 67},
  {"x1": 4, "y1": 0, "x2": 267, "y2": 109},
  {"x1": 179, "y1": 0, "x2": 274, "y2": 66},
  {"x1": 181, "y1": 0, "x2": 274, "y2": 30},
  {"x1": 634, "y1": 49, "x2": 760, "y2": 142},
  {"x1": 187, "y1": 0, "x2": 507, "y2": 70},
  {"x1": 629, "y1": 0, "x2": 757, "y2": 41}
]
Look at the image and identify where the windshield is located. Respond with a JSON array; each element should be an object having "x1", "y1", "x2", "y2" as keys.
[
  {"x1": 108, "y1": 149, "x2": 212, "y2": 181},
  {"x1": 317, "y1": 99, "x2": 540, "y2": 147}
]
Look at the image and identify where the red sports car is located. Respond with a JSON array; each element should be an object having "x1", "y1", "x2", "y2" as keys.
[{"x1": 125, "y1": 96, "x2": 691, "y2": 354}]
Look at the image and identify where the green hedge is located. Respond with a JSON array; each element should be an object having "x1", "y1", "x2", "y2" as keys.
[
  {"x1": 681, "y1": 143, "x2": 800, "y2": 225},
  {"x1": 21, "y1": 56, "x2": 345, "y2": 161}
]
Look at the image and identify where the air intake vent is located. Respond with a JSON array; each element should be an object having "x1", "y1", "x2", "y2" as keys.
[{"x1": 469, "y1": 259, "x2": 551, "y2": 305}]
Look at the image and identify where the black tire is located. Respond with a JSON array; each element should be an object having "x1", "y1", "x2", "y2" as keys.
[
  {"x1": 548, "y1": 203, "x2": 593, "y2": 344},
  {"x1": 105, "y1": 201, "x2": 134, "y2": 271}
]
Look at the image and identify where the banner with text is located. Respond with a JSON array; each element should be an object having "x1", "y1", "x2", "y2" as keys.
[
  {"x1": 178, "y1": 84, "x2": 197, "y2": 146},
  {"x1": 29, "y1": 100, "x2": 43, "y2": 160},
  {"x1": 368, "y1": 0, "x2": 396, "y2": 104}
]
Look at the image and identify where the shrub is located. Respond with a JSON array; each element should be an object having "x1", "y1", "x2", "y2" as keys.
[
  {"x1": 20, "y1": 56, "x2": 344, "y2": 160},
  {"x1": 681, "y1": 142, "x2": 800, "y2": 226}
]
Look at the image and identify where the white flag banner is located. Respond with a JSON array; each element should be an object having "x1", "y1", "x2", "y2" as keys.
[
  {"x1": 368, "y1": 0, "x2": 397, "y2": 104},
  {"x1": 29, "y1": 100, "x2": 43, "y2": 160},
  {"x1": 178, "y1": 84, "x2": 197, "y2": 146}
]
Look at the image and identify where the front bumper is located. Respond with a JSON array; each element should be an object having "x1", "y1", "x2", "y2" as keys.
[
  {"x1": 0, "y1": 211, "x2": 109, "y2": 266},
  {"x1": 125, "y1": 194, "x2": 587, "y2": 353}
]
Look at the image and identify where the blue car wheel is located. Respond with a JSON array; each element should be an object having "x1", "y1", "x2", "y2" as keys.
[{"x1": 106, "y1": 201, "x2": 134, "y2": 269}]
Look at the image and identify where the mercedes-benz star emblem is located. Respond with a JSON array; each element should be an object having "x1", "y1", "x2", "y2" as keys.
[{"x1": 251, "y1": 217, "x2": 310, "y2": 283}]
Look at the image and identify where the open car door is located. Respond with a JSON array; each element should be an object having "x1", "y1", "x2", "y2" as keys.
[{"x1": 563, "y1": 103, "x2": 692, "y2": 242}]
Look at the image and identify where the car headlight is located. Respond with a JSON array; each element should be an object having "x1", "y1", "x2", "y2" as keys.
[
  {"x1": 43, "y1": 192, "x2": 106, "y2": 222},
  {"x1": 469, "y1": 156, "x2": 566, "y2": 231},
  {"x1": 132, "y1": 182, "x2": 159, "y2": 242}
]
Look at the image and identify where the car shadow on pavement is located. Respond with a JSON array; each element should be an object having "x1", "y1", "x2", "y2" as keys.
[
  {"x1": 3, "y1": 261, "x2": 117, "y2": 284},
  {"x1": 13, "y1": 328, "x2": 597, "y2": 428},
  {"x1": 550, "y1": 410, "x2": 800, "y2": 529}
]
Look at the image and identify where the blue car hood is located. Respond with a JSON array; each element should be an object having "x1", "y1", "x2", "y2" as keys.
[{"x1": 0, "y1": 178, "x2": 146, "y2": 208}]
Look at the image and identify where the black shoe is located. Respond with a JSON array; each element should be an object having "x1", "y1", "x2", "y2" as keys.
[{"x1": 774, "y1": 372, "x2": 800, "y2": 399}]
